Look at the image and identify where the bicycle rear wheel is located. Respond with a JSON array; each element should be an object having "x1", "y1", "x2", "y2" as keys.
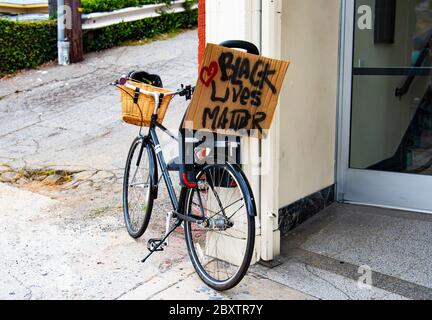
[
  {"x1": 182, "y1": 163, "x2": 256, "y2": 291},
  {"x1": 123, "y1": 137, "x2": 155, "y2": 239}
]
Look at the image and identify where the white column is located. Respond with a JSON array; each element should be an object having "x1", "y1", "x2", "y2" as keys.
[
  {"x1": 205, "y1": 0, "x2": 264, "y2": 264},
  {"x1": 206, "y1": 0, "x2": 261, "y2": 45},
  {"x1": 260, "y1": 0, "x2": 282, "y2": 261}
]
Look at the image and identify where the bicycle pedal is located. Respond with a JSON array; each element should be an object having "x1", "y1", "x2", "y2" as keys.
[{"x1": 147, "y1": 238, "x2": 165, "y2": 252}]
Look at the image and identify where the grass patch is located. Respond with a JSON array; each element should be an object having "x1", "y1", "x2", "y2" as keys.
[
  {"x1": 19, "y1": 169, "x2": 55, "y2": 179},
  {"x1": 82, "y1": 0, "x2": 170, "y2": 14},
  {"x1": 15, "y1": 168, "x2": 75, "y2": 183},
  {"x1": 83, "y1": 9, "x2": 197, "y2": 51}
]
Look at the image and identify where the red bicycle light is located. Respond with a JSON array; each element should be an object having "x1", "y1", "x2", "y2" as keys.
[
  {"x1": 230, "y1": 180, "x2": 238, "y2": 188},
  {"x1": 119, "y1": 76, "x2": 128, "y2": 86},
  {"x1": 182, "y1": 172, "x2": 197, "y2": 188},
  {"x1": 201, "y1": 148, "x2": 207, "y2": 158}
]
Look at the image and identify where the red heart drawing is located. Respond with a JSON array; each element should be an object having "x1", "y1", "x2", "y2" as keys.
[{"x1": 200, "y1": 61, "x2": 219, "y2": 87}]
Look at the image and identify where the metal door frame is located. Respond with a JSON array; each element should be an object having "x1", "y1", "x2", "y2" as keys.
[{"x1": 336, "y1": 0, "x2": 432, "y2": 214}]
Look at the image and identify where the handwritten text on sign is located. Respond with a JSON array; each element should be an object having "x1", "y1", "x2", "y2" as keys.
[{"x1": 185, "y1": 43, "x2": 290, "y2": 136}]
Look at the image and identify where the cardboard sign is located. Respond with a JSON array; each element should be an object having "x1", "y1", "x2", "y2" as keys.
[{"x1": 184, "y1": 43, "x2": 290, "y2": 137}]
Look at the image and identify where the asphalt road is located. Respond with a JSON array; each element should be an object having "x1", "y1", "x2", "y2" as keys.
[
  {"x1": 0, "y1": 30, "x2": 198, "y2": 299},
  {"x1": 0, "y1": 30, "x2": 198, "y2": 172}
]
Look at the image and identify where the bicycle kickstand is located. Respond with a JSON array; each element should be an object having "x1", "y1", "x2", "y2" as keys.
[{"x1": 141, "y1": 220, "x2": 182, "y2": 263}]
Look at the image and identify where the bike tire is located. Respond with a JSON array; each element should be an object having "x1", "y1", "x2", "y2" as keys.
[
  {"x1": 181, "y1": 163, "x2": 256, "y2": 291},
  {"x1": 123, "y1": 137, "x2": 156, "y2": 239}
]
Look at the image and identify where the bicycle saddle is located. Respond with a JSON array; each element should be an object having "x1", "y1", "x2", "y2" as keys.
[
  {"x1": 218, "y1": 40, "x2": 260, "y2": 55},
  {"x1": 127, "y1": 70, "x2": 163, "y2": 88}
]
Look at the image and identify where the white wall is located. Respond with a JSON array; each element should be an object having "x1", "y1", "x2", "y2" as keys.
[
  {"x1": 205, "y1": 0, "x2": 265, "y2": 261},
  {"x1": 278, "y1": 0, "x2": 341, "y2": 207},
  {"x1": 206, "y1": 0, "x2": 261, "y2": 46}
]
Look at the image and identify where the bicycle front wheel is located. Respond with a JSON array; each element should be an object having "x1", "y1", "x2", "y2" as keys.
[
  {"x1": 123, "y1": 137, "x2": 155, "y2": 239},
  {"x1": 183, "y1": 163, "x2": 256, "y2": 291}
]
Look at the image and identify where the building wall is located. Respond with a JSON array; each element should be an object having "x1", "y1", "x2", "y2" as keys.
[
  {"x1": 278, "y1": 0, "x2": 341, "y2": 207},
  {"x1": 203, "y1": 0, "x2": 265, "y2": 261},
  {"x1": 198, "y1": 0, "x2": 206, "y2": 64},
  {"x1": 204, "y1": 0, "x2": 261, "y2": 47}
]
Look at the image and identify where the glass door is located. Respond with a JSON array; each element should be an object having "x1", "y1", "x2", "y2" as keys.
[{"x1": 338, "y1": 0, "x2": 432, "y2": 212}]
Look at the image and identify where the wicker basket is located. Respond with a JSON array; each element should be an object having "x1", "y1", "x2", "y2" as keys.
[{"x1": 120, "y1": 80, "x2": 175, "y2": 127}]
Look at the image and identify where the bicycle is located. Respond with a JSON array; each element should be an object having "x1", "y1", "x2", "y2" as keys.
[{"x1": 115, "y1": 41, "x2": 259, "y2": 291}]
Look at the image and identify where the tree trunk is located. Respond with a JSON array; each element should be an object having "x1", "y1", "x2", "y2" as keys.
[{"x1": 64, "y1": 0, "x2": 84, "y2": 63}]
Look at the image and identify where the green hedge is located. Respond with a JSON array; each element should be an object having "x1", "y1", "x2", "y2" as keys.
[
  {"x1": 0, "y1": 19, "x2": 57, "y2": 77},
  {"x1": 83, "y1": 9, "x2": 197, "y2": 51},
  {"x1": 81, "y1": 0, "x2": 169, "y2": 14},
  {"x1": 0, "y1": 8, "x2": 197, "y2": 77}
]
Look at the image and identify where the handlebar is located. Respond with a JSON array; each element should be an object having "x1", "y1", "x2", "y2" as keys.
[{"x1": 111, "y1": 76, "x2": 195, "y2": 101}]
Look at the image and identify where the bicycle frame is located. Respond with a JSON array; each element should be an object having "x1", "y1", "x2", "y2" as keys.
[
  {"x1": 121, "y1": 78, "x2": 254, "y2": 264},
  {"x1": 121, "y1": 77, "x2": 192, "y2": 211},
  {"x1": 146, "y1": 119, "x2": 179, "y2": 211},
  {"x1": 132, "y1": 87, "x2": 208, "y2": 262}
]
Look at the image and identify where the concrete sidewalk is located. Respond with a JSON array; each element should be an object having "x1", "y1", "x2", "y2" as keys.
[
  {"x1": 121, "y1": 203, "x2": 432, "y2": 300},
  {"x1": 0, "y1": 182, "x2": 314, "y2": 300},
  {"x1": 2, "y1": 177, "x2": 431, "y2": 300}
]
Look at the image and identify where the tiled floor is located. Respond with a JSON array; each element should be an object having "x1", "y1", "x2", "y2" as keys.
[{"x1": 271, "y1": 203, "x2": 432, "y2": 300}]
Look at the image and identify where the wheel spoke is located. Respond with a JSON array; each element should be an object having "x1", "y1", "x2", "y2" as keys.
[
  {"x1": 208, "y1": 198, "x2": 244, "y2": 221},
  {"x1": 227, "y1": 204, "x2": 245, "y2": 220},
  {"x1": 185, "y1": 164, "x2": 255, "y2": 289},
  {"x1": 207, "y1": 168, "x2": 226, "y2": 216}
]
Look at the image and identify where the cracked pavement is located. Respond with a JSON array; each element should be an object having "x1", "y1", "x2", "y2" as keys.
[
  {"x1": 0, "y1": 30, "x2": 201, "y2": 225},
  {"x1": 0, "y1": 32, "x2": 196, "y2": 172},
  {"x1": 0, "y1": 30, "x2": 202, "y2": 300}
]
